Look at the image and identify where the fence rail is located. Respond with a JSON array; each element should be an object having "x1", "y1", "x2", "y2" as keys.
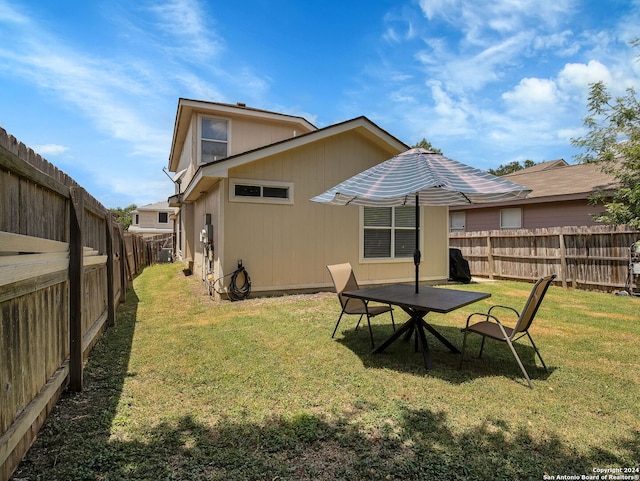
[
  {"x1": 450, "y1": 225, "x2": 640, "y2": 291},
  {"x1": 0, "y1": 128, "x2": 158, "y2": 481}
]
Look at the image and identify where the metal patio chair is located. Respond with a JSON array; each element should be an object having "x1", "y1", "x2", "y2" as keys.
[
  {"x1": 459, "y1": 274, "x2": 556, "y2": 388},
  {"x1": 327, "y1": 263, "x2": 395, "y2": 348}
]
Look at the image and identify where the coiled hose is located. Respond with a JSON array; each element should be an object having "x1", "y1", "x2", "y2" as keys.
[{"x1": 228, "y1": 265, "x2": 251, "y2": 301}]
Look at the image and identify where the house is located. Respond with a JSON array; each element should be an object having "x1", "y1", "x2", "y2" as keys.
[
  {"x1": 448, "y1": 159, "x2": 618, "y2": 232},
  {"x1": 128, "y1": 201, "x2": 178, "y2": 237},
  {"x1": 167, "y1": 99, "x2": 450, "y2": 298}
]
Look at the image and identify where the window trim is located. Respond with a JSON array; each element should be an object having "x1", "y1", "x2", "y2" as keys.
[
  {"x1": 359, "y1": 206, "x2": 421, "y2": 263},
  {"x1": 500, "y1": 207, "x2": 522, "y2": 229},
  {"x1": 229, "y1": 178, "x2": 294, "y2": 205},
  {"x1": 198, "y1": 114, "x2": 230, "y2": 164}
]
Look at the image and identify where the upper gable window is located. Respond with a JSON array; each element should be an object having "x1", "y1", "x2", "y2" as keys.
[{"x1": 201, "y1": 117, "x2": 228, "y2": 163}]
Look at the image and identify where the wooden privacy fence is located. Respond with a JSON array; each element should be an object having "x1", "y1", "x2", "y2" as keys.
[
  {"x1": 0, "y1": 128, "x2": 156, "y2": 481},
  {"x1": 450, "y1": 225, "x2": 640, "y2": 291}
]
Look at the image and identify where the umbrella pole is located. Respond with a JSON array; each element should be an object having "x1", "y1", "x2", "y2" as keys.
[{"x1": 414, "y1": 194, "x2": 421, "y2": 294}]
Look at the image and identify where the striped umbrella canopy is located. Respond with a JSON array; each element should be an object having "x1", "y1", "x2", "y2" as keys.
[{"x1": 311, "y1": 148, "x2": 531, "y2": 292}]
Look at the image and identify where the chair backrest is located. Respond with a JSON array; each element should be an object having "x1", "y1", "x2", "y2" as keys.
[
  {"x1": 513, "y1": 274, "x2": 556, "y2": 335},
  {"x1": 327, "y1": 263, "x2": 361, "y2": 310}
]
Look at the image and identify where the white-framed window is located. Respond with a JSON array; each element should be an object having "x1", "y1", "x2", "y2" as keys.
[
  {"x1": 229, "y1": 178, "x2": 294, "y2": 205},
  {"x1": 500, "y1": 208, "x2": 522, "y2": 229},
  {"x1": 362, "y1": 206, "x2": 416, "y2": 259},
  {"x1": 134, "y1": 214, "x2": 139, "y2": 225},
  {"x1": 450, "y1": 212, "x2": 466, "y2": 232},
  {"x1": 158, "y1": 212, "x2": 169, "y2": 224},
  {"x1": 200, "y1": 116, "x2": 228, "y2": 163}
]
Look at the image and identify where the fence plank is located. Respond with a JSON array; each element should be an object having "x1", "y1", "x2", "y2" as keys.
[
  {"x1": 68, "y1": 187, "x2": 84, "y2": 392},
  {"x1": 0, "y1": 232, "x2": 68, "y2": 254}
]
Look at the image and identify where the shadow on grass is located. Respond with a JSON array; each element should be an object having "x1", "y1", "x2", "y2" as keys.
[
  {"x1": 11, "y1": 290, "x2": 633, "y2": 481},
  {"x1": 335, "y1": 323, "x2": 555, "y2": 386}
]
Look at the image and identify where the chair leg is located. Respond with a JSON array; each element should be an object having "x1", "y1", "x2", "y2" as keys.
[
  {"x1": 365, "y1": 315, "x2": 375, "y2": 349},
  {"x1": 478, "y1": 336, "x2": 486, "y2": 358},
  {"x1": 505, "y1": 338, "x2": 534, "y2": 389},
  {"x1": 332, "y1": 308, "x2": 347, "y2": 338},
  {"x1": 527, "y1": 333, "x2": 548, "y2": 373},
  {"x1": 458, "y1": 329, "x2": 469, "y2": 369},
  {"x1": 390, "y1": 309, "x2": 396, "y2": 331},
  {"x1": 354, "y1": 314, "x2": 364, "y2": 331}
]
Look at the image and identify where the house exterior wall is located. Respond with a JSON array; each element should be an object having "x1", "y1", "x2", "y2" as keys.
[
  {"x1": 129, "y1": 204, "x2": 177, "y2": 237},
  {"x1": 179, "y1": 113, "x2": 314, "y2": 191},
  {"x1": 191, "y1": 181, "x2": 222, "y2": 282},
  {"x1": 215, "y1": 132, "x2": 448, "y2": 293},
  {"x1": 454, "y1": 199, "x2": 607, "y2": 231},
  {"x1": 520, "y1": 200, "x2": 606, "y2": 229}
]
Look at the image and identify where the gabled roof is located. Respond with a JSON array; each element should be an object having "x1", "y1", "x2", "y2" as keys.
[
  {"x1": 181, "y1": 116, "x2": 409, "y2": 202},
  {"x1": 133, "y1": 201, "x2": 178, "y2": 212},
  {"x1": 168, "y1": 99, "x2": 317, "y2": 171},
  {"x1": 513, "y1": 158, "x2": 569, "y2": 174},
  {"x1": 502, "y1": 162, "x2": 617, "y2": 199},
  {"x1": 450, "y1": 161, "x2": 618, "y2": 211}
]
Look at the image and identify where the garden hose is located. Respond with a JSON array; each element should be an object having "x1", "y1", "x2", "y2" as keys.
[
  {"x1": 212, "y1": 264, "x2": 251, "y2": 301},
  {"x1": 228, "y1": 265, "x2": 251, "y2": 301}
]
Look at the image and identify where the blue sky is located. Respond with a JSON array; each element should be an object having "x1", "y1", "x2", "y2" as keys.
[{"x1": 1, "y1": 0, "x2": 639, "y2": 209}]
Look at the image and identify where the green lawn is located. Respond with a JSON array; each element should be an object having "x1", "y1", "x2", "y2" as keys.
[{"x1": 12, "y1": 263, "x2": 640, "y2": 480}]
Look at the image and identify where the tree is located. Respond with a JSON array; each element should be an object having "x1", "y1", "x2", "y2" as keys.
[
  {"x1": 110, "y1": 204, "x2": 137, "y2": 231},
  {"x1": 413, "y1": 138, "x2": 443, "y2": 154},
  {"x1": 487, "y1": 159, "x2": 536, "y2": 176},
  {"x1": 571, "y1": 81, "x2": 640, "y2": 229}
]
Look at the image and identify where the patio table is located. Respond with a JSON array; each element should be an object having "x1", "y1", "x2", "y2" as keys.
[{"x1": 343, "y1": 284, "x2": 490, "y2": 370}]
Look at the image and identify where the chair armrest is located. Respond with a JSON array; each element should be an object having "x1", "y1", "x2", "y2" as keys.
[
  {"x1": 487, "y1": 304, "x2": 520, "y2": 318},
  {"x1": 463, "y1": 306, "x2": 517, "y2": 330}
]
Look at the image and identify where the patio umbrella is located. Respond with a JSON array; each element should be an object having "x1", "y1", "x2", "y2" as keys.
[{"x1": 311, "y1": 148, "x2": 531, "y2": 293}]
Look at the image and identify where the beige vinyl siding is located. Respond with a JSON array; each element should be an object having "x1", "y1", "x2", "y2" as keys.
[
  {"x1": 181, "y1": 115, "x2": 313, "y2": 190},
  {"x1": 226, "y1": 117, "x2": 311, "y2": 156},
  {"x1": 220, "y1": 132, "x2": 448, "y2": 292}
]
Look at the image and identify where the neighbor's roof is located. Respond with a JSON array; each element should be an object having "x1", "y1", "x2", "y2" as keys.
[
  {"x1": 502, "y1": 162, "x2": 618, "y2": 199},
  {"x1": 510, "y1": 158, "x2": 569, "y2": 174},
  {"x1": 133, "y1": 201, "x2": 178, "y2": 212}
]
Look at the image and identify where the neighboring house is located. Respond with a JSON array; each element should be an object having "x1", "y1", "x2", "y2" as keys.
[
  {"x1": 128, "y1": 201, "x2": 178, "y2": 237},
  {"x1": 167, "y1": 99, "x2": 450, "y2": 297},
  {"x1": 449, "y1": 159, "x2": 618, "y2": 232}
]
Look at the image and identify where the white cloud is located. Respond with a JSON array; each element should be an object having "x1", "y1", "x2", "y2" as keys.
[
  {"x1": 33, "y1": 144, "x2": 69, "y2": 156},
  {"x1": 148, "y1": 0, "x2": 222, "y2": 61},
  {"x1": 557, "y1": 60, "x2": 613, "y2": 93},
  {"x1": 502, "y1": 77, "x2": 559, "y2": 110}
]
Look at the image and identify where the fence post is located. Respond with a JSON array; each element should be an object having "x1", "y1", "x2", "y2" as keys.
[
  {"x1": 487, "y1": 234, "x2": 494, "y2": 279},
  {"x1": 69, "y1": 187, "x2": 85, "y2": 392},
  {"x1": 105, "y1": 214, "x2": 116, "y2": 328},
  {"x1": 559, "y1": 232, "x2": 568, "y2": 288},
  {"x1": 118, "y1": 227, "x2": 127, "y2": 303}
]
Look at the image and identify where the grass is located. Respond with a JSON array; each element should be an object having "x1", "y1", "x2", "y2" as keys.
[{"x1": 11, "y1": 263, "x2": 640, "y2": 480}]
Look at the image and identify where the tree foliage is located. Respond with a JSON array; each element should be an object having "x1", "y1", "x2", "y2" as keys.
[
  {"x1": 413, "y1": 138, "x2": 443, "y2": 154},
  {"x1": 110, "y1": 204, "x2": 137, "y2": 231},
  {"x1": 571, "y1": 80, "x2": 640, "y2": 229},
  {"x1": 487, "y1": 159, "x2": 536, "y2": 176}
]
